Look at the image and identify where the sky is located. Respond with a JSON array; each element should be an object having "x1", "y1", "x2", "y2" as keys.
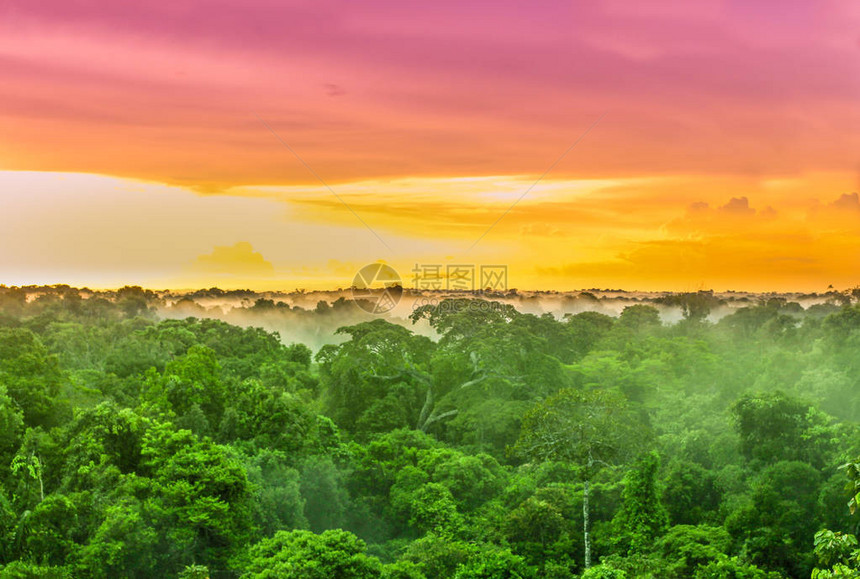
[{"x1": 1, "y1": 0, "x2": 859, "y2": 292}]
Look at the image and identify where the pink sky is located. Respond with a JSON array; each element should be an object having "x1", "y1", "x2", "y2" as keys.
[
  {"x1": 1, "y1": 1, "x2": 858, "y2": 290},
  {"x1": 3, "y1": 0, "x2": 857, "y2": 185}
]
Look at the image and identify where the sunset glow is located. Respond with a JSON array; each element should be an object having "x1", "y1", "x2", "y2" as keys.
[{"x1": 2, "y1": 1, "x2": 859, "y2": 291}]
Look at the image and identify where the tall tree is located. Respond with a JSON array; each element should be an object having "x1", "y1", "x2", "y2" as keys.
[
  {"x1": 512, "y1": 388, "x2": 647, "y2": 569},
  {"x1": 611, "y1": 451, "x2": 668, "y2": 553}
]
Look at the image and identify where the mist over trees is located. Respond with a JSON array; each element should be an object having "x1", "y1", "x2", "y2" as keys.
[{"x1": 1, "y1": 285, "x2": 860, "y2": 577}]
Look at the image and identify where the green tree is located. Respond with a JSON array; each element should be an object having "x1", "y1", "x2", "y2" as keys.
[
  {"x1": 725, "y1": 461, "x2": 821, "y2": 577},
  {"x1": 316, "y1": 320, "x2": 433, "y2": 435},
  {"x1": 512, "y1": 388, "x2": 647, "y2": 569},
  {"x1": 407, "y1": 483, "x2": 464, "y2": 536},
  {"x1": 244, "y1": 450, "x2": 307, "y2": 535},
  {"x1": 812, "y1": 455, "x2": 860, "y2": 578},
  {"x1": 661, "y1": 461, "x2": 722, "y2": 526},
  {"x1": 654, "y1": 525, "x2": 732, "y2": 578},
  {"x1": 611, "y1": 452, "x2": 668, "y2": 554},
  {"x1": 241, "y1": 529, "x2": 383, "y2": 578},
  {"x1": 141, "y1": 424, "x2": 254, "y2": 573},
  {"x1": 409, "y1": 299, "x2": 568, "y2": 449},
  {"x1": 299, "y1": 455, "x2": 350, "y2": 533},
  {"x1": 617, "y1": 305, "x2": 661, "y2": 332},
  {"x1": 452, "y1": 546, "x2": 532, "y2": 578},
  {"x1": 731, "y1": 391, "x2": 833, "y2": 468},
  {"x1": 811, "y1": 530, "x2": 860, "y2": 578},
  {"x1": 402, "y1": 533, "x2": 473, "y2": 578},
  {"x1": 0, "y1": 328, "x2": 68, "y2": 427},
  {"x1": 77, "y1": 501, "x2": 158, "y2": 579},
  {"x1": 692, "y1": 555, "x2": 782, "y2": 578},
  {"x1": 563, "y1": 311, "x2": 615, "y2": 362}
]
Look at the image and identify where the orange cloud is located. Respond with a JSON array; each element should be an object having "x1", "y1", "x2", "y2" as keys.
[
  {"x1": 535, "y1": 191, "x2": 860, "y2": 292},
  {"x1": 189, "y1": 242, "x2": 274, "y2": 278},
  {"x1": 830, "y1": 192, "x2": 860, "y2": 212}
]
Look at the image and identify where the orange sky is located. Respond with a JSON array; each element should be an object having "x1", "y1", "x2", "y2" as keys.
[{"x1": 1, "y1": 1, "x2": 859, "y2": 292}]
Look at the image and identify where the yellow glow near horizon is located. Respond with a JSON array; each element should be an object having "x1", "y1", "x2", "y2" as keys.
[{"x1": 1, "y1": 170, "x2": 857, "y2": 293}]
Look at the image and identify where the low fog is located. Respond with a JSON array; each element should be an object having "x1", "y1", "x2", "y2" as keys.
[{"x1": 8, "y1": 284, "x2": 850, "y2": 352}]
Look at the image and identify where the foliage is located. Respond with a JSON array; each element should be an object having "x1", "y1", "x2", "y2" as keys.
[
  {"x1": 611, "y1": 452, "x2": 668, "y2": 554},
  {"x1": 241, "y1": 529, "x2": 382, "y2": 578},
  {"x1": 0, "y1": 287, "x2": 857, "y2": 578}
]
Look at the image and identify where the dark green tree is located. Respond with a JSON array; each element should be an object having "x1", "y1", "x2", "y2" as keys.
[{"x1": 611, "y1": 452, "x2": 668, "y2": 554}]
